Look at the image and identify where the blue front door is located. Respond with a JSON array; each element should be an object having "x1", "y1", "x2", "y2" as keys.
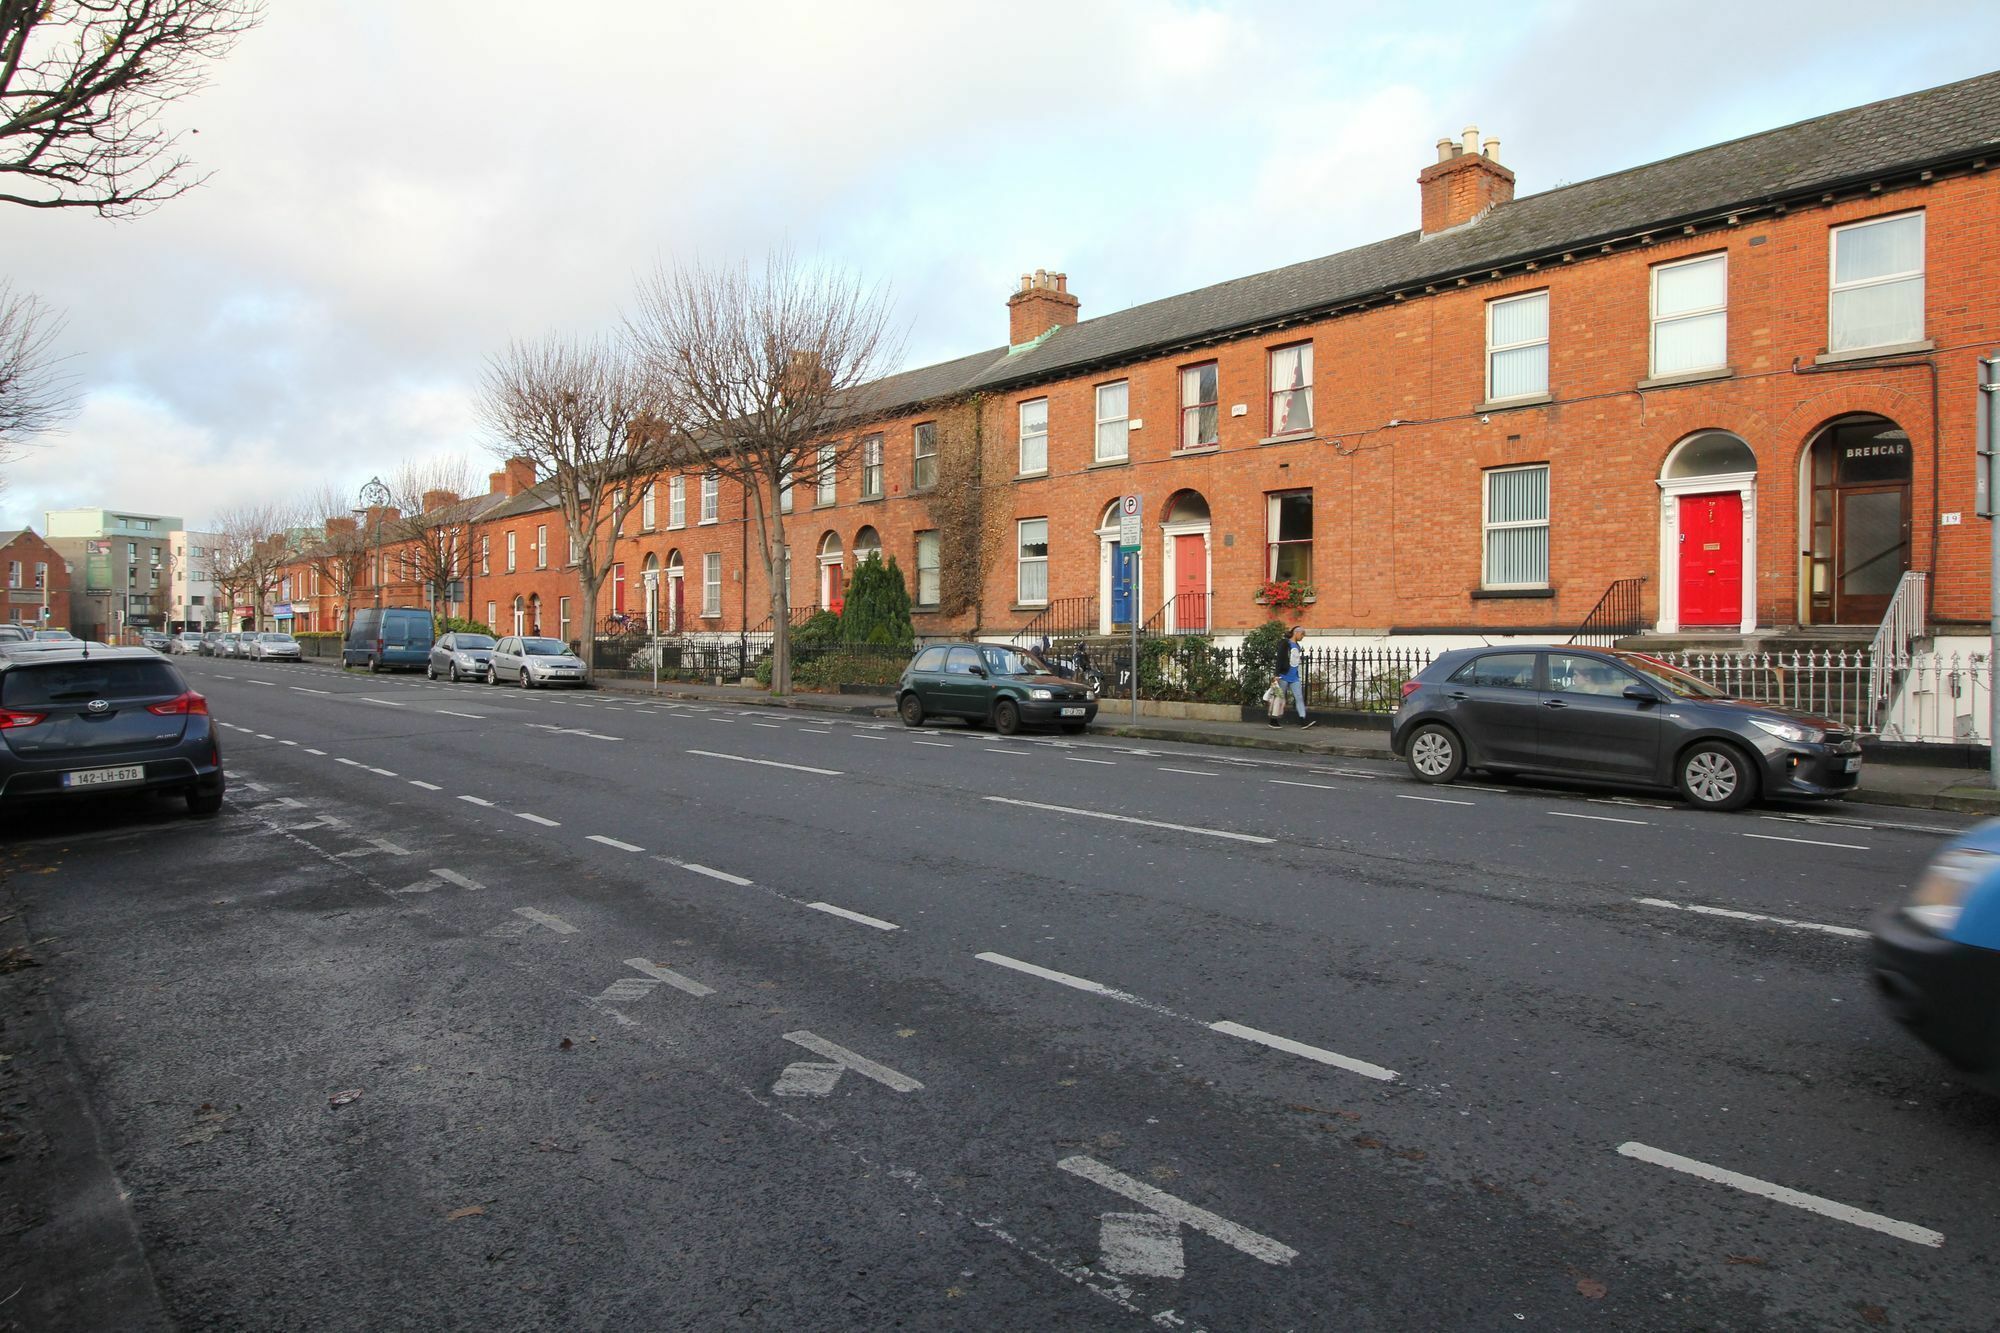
[{"x1": 1110, "y1": 547, "x2": 1135, "y2": 627}]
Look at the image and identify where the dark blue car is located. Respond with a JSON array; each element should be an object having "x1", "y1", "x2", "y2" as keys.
[
  {"x1": 0, "y1": 646, "x2": 224, "y2": 818},
  {"x1": 1873, "y1": 820, "x2": 2000, "y2": 1092}
]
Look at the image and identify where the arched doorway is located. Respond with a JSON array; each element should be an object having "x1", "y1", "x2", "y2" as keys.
[
  {"x1": 818, "y1": 532, "x2": 845, "y2": 611},
  {"x1": 664, "y1": 550, "x2": 685, "y2": 632},
  {"x1": 1656, "y1": 431, "x2": 1757, "y2": 632},
  {"x1": 1160, "y1": 490, "x2": 1211, "y2": 632},
  {"x1": 1802, "y1": 414, "x2": 1912, "y2": 624},
  {"x1": 511, "y1": 595, "x2": 525, "y2": 636},
  {"x1": 1095, "y1": 499, "x2": 1137, "y2": 634},
  {"x1": 527, "y1": 593, "x2": 541, "y2": 636},
  {"x1": 853, "y1": 525, "x2": 882, "y2": 567}
]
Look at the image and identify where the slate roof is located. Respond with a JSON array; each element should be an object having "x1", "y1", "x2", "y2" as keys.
[
  {"x1": 844, "y1": 70, "x2": 2000, "y2": 410},
  {"x1": 483, "y1": 480, "x2": 563, "y2": 521}
]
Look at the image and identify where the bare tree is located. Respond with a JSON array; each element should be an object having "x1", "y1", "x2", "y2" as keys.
[
  {"x1": 630, "y1": 249, "x2": 897, "y2": 694},
  {"x1": 476, "y1": 334, "x2": 672, "y2": 670},
  {"x1": 298, "y1": 482, "x2": 371, "y2": 634},
  {"x1": 207, "y1": 499, "x2": 290, "y2": 632},
  {"x1": 0, "y1": 281, "x2": 72, "y2": 480},
  {"x1": 0, "y1": 0, "x2": 264, "y2": 216},
  {"x1": 387, "y1": 455, "x2": 475, "y2": 622}
]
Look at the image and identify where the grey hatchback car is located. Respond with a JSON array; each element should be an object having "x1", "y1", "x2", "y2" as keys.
[
  {"x1": 0, "y1": 647, "x2": 224, "y2": 817},
  {"x1": 1389, "y1": 646, "x2": 1861, "y2": 811},
  {"x1": 428, "y1": 632, "x2": 496, "y2": 682},
  {"x1": 486, "y1": 635, "x2": 586, "y2": 688}
]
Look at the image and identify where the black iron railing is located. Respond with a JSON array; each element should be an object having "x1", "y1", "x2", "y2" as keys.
[
  {"x1": 1012, "y1": 595, "x2": 1096, "y2": 647},
  {"x1": 1141, "y1": 592, "x2": 1210, "y2": 635},
  {"x1": 1569, "y1": 577, "x2": 1647, "y2": 648}
]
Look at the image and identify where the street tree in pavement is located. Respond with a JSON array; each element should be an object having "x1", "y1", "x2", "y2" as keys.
[
  {"x1": 631, "y1": 249, "x2": 898, "y2": 696},
  {"x1": 207, "y1": 501, "x2": 291, "y2": 633},
  {"x1": 476, "y1": 335, "x2": 672, "y2": 672},
  {"x1": 299, "y1": 482, "x2": 373, "y2": 636}
]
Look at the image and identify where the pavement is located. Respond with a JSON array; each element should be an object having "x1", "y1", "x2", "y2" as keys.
[
  {"x1": 3, "y1": 651, "x2": 1996, "y2": 1330},
  {"x1": 590, "y1": 675, "x2": 2000, "y2": 818}
]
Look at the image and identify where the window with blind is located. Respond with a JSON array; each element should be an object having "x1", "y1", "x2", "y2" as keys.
[
  {"x1": 1483, "y1": 465, "x2": 1549, "y2": 588},
  {"x1": 915, "y1": 530, "x2": 940, "y2": 606},
  {"x1": 1486, "y1": 291, "x2": 1549, "y2": 401},
  {"x1": 641, "y1": 483, "x2": 657, "y2": 529},
  {"x1": 1018, "y1": 398, "x2": 1048, "y2": 475},
  {"x1": 702, "y1": 553, "x2": 721, "y2": 616},
  {"x1": 1830, "y1": 212, "x2": 1924, "y2": 353},
  {"x1": 816, "y1": 443, "x2": 836, "y2": 506},
  {"x1": 1016, "y1": 518, "x2": 1048, "y2": 605},
  {"x1": 1651, "y1": 254, "x2": 1726, "y2": 376},
  {"x1": 669, "y1": 476, "x2": 685, "y2": 528},
  {"x1": 1094, "y1": 381, "x2": 1128, "y2": 462}
]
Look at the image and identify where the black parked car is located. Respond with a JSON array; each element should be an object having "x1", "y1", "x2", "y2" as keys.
[
  {"x1": 898, "y1": 643, "x2": 1097, "y2": 735},
  {"x1": 1389, "y1": 646, "x2": 1861, "y2": 811},
  {"x1": 0, "y1": 646, "x2": 225, "y2": 818}
]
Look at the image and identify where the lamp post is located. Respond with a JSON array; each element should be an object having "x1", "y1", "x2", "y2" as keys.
[{"x1": 359, "y1": 476, "x2": 391, "y2": 617}]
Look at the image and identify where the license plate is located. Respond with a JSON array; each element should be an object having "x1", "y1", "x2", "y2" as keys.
[
  {"x1": 1843, "y1": 757, "x2": 1862, "y2": 773},
  {"x1": 62, "y1": 765, "x2": 145, "y2": 789},
  {"x1": 1060, "y1": 706, "x2": 1086, "y2": 717}
]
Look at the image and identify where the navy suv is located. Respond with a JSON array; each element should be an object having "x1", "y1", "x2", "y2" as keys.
[
  {"x1": 1389, "y1": 646, "x2": 1861, "y2": 811},
  {"x1": 0, "y1": 647, "x2": 225, "y2": 818}
]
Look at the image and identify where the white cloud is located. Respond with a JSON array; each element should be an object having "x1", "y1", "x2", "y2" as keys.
[{"x1": 0, "y1": 0, "x2": 1987, "y2": 531}]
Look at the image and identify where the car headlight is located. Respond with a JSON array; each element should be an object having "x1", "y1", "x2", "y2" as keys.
[
  {"x1": 457, "y1": 654, "x2": 476, "y2": 665},
  {"x1": 1905, "y1": 848, "x2": 1996, "y2": 934},
  {"x1": 1750, "y1": 717, "x2": 1822, "y2": 744},
  {"x1": 1029, "y1": 688, "x2": 1052, "y2": 700}
]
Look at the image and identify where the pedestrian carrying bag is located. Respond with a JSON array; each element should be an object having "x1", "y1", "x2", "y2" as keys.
[{"x1": 1264, "y1": 678, "x2": 1286, "y2": 718}]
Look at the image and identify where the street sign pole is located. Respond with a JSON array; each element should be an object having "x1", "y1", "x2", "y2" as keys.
[
  {"x1": 1120, "y1": 494, "x2": 1142, "y2": 721},
  {"x1": 1980, "y1": 352, "x2": 2000, "y2": 787}
]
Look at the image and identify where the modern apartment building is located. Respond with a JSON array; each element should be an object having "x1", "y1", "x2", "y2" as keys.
[
  {"x1": 170, "y1": 529, "x2": 220, "y2": 632},
  {"x1": 44, "y1": 508, "x2": 184, "y2": 639}
]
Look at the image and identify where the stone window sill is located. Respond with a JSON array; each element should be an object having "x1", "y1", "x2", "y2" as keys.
[
  {"x1": 1475, "y1": 393, "x2": 1553, "y2": 413},
  {"x1": 912, "y1": 603, "x2": 942, "y2": 614},
  {"x1": 1815, "y1": 339, "x2": 1934, "y2": 366},
  {"x1": 858, "y1": 493, "x2": 884, "y2": 503},
  {"x1": 1470, "y1": 586, "x2": 1554, "y2": 600},
  {"x1": 1017, "y1": 470, "x2": 1049, "y2": 481},
  {"x1": 1009, "y1": 602, "x2": 1049, "y2": 613},
  {"x1": 1174, "y1": 444, "x2": 1221, "y2": 456},
  {"x1": 1089, "y1": 457, "x2": 1131, "y2": 469},
  {"x1": 1254, "y1": 594, "x2": 1317, "y2": 607},
  {"x1": 1257, "y1": 431, "x2": 1315, "y2": 446},
  {"x1": 1637, "y1": 366, "x2": 1733, "y2": 390}
]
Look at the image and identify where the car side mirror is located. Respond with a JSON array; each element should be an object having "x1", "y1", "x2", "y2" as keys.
[
  {"x1": 968, "y1": 665, "x2": 987, "y2": 677},
  {"x1": 1623, "y1": 684, "x2": 1661, "y2": 703}
]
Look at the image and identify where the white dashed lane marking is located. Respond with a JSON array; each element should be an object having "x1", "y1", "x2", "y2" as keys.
[
  {"x1": 516, "y1": 812, "x2": 560, "y2": 827},
  {"x1": 409, "y1": 780, "x2": 441, "y2": 791},
  {"x1": 458, "y1": 795, "x2": 494, "y2": 807},
  {"x1": 656, "y1": 856, "x2": 754, "y2": 886},
  {"x1": 1209, "y1": 1020, "x2": 1398, "y2": 1082},
  {"x1": 1742, "y1": 832, "x2": 1869, "y2": 851},
  {"x1": 1549, "y1": 810, "x2": 1647, "y2": 826},
  {"x1": 1397, "y1": 794, "x2": 1473, "y2": 806},
  {"x1": 1635, "y1": 897, "x2": 1867, "y2": 939},
  {"x1": 684, "y1": 749, "x2": 842, "y2": 777},
  {"x1": 806, "y1": 901, "x2": 899, "y2": 931},
  {"x1": 984, "y1": 796, "x2": 1274, "y2": 845},
  {"x1": 1616, "y1": 1142, "x2": 1943, "y2": 1248},
  {"x1": 588, "y1": 834, "x2": 644, "y2": 853}
]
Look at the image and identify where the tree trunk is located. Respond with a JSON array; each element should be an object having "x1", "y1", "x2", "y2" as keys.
[
  {"x1": 767, "y1": 505, "x2": 791, "y2": 696},
  {"x1": 578, "y1": 579, "x2": 598, "y2": 670}
]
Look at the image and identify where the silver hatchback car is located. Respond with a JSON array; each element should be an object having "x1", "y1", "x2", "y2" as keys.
[
  {"x1": 428, "y1": 632, "x2": 497, "y2": 682},
  {"x1": 486, "y1": 635, "x2": 586, "y2": 689},
  {"x1": 245, "y1": 632, "x2": 301, "y2": 661}
]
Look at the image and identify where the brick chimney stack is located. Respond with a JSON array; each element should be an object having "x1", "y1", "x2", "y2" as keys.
[
  {"x1": 1007, "y1": 269, "x2": 1080, "y2": 347},
  {"x1": 1418, "y1": 125, "x2": 1515, "y2": 236},
  {"x1": 421, "y1": 489, "x2": 459, "y2": 515}
]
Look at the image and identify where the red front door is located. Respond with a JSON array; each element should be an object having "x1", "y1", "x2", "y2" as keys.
[
  {"x1": 1677, "y1": 492, "x2": 1742, "y2": 627},
  {"x1": 1174, "y1": 533, "x2": 1208, "y2": 630}
]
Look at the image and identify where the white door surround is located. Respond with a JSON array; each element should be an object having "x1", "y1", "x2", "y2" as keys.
[{"x1": 1655, "y1": 470, "x2": 1757, "y2": 634}]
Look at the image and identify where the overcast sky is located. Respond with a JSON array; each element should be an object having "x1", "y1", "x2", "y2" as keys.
[{"x1": 1, "y1": 0, "x2": 1988, "y2": 532}]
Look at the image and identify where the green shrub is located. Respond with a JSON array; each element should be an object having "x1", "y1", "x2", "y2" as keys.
[
  {"x1": 791, "y1": 609, "x2": 844, "y2": 649},
  {"x1": 1237, "y1": 619, "x2": 1291, "y2": 699},
  {"x1": 437, "y1": 614, "x2": 494, "y2": 637},
  {"x1": 840, "y1": 554, "x2": 916, "y2": 651},
  {"x1": 791, "y1": 650, "x2": 904, "y2": 690}
]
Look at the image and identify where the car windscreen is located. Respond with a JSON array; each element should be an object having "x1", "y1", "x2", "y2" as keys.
[
  {"x1": 2, "y1": 659, "x2": 181, "y2": 707},
  {"x1": 523, "y1": 639, "x2": 569, "y2": 656},
  {"x1": 979, "y1": 647, "x2": 1051, "y2": 677},
  {"x1": 1615, "y1": 653, "x2": 1728, "y2": 700},
  {"x1": 455, "y1": 635, "x2": 496, "y2": 650},
  {"x1": 262, "y1": 634, "x2": 293, "y2": 643}
]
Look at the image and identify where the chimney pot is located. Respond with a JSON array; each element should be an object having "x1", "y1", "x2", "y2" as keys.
[
  {"x1": 1006, "y1": 267, "x2": 1082, "y2": 346},
  {"x1": 1418, "y1": 126, "x2": 1516, "y2": 236}
]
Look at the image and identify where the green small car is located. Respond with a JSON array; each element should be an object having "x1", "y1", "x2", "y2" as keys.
[{"x1": 897, "y1": 643, "x2": 1098, "y2": 736}]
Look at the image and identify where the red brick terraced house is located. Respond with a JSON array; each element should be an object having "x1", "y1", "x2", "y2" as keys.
[
  {"x1": 0, "y1": 528, "x2": 70, "y2": 629},
  {"x1": 280, "y1": 72, "x2": 2000, "y2": 672}
]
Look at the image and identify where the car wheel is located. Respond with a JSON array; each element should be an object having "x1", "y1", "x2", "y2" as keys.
[
  {"x1": 446, "y1": 663, "x2": 458, "y2": 683},
  {"x1": 1676, "y1": 741, "x2": 1756, "y2": 812},
  {"x1": 1060, "y1": 722, "x2": 1087, "y2": 735},
  {"x1": 1405, "y1": 723, "x2": 1464, "y2": 784},
  {"x1": 519, "y1": 669, "x2": 532, "y2": 689},
  {"x1": 993, "y1": 700, "x2": 1022, "y2": 736},
  {"x1": 485, "y1": 665, "x2": 497, "y2": 685},
  {"x1": 185, "y1": 786, "x2": 223, "y2": 818},
  {"x1": 368, "y1": 656, "x2": 382, "y2": 674},
  {"x1": 898, "y1": 693, "x2": 925, "y2": 727},
  {"x1": 426, "y1": 662, "x2": 436, "y2": 680}
]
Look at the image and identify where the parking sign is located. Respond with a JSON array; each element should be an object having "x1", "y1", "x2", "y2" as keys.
[{"x1": 1118, "y1": 493, "x2": 1142, "y2": 551}]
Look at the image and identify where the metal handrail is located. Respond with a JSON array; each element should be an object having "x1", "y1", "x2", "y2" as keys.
[
  {"x1": 1568, "y1": 576, "x2": 1647, "y2": 647},
  {"x1": 1866, "y1": 570, "x2": 1926, "y2": 730},
  {"x1": 1012, "y1": 595, "x2": 1096, "y2": 647},
  {"x1": 1141, "y1": 592, "x2": 1211, "y2": 635}
]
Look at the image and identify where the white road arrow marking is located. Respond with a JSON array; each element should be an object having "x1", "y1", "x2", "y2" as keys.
[
  {"x1": 512, "y1": 907, "x2": 576, "y2": 935},
  {"x1": 1099, "y1": 1211, "x2": 1184, "y2": 1279},
  {"x1": 624, "y1": 957, "x2": 714, "y2": 997},
  {"x1": 780, "y1": 1030, "x2": 922, "y2": 1093},
  {"x1": 772, "y1": 1061, "x2": 847, "y2": 1097},
  {"x1": 1058, "y1": 1156, "x2": 1297, "y2": 1267}
]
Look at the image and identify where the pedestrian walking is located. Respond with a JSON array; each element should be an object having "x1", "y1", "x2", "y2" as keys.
[{"x1": 1269, "y1": 625, "x2": 1317, "y2": 729}]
